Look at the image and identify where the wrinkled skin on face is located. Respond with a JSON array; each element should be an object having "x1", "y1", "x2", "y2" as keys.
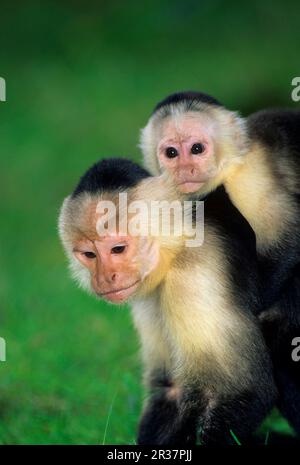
[
  {"x1": 157, "y1": 114, "x2": 220, "y2": 193},
  {"x1": 73, "y1": 230, "x2": 159, "y2": 304}
]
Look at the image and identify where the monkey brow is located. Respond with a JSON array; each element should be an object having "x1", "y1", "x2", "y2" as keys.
[
  {"x1": 75, "y1": 227, "x2": 99, "y2": 242},
  {"x1": 161, "y1": 133, "x2": 202, "y2": 146}
]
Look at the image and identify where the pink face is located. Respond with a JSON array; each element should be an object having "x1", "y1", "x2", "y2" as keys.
[
  {"x1": 73, "y1": 234, "x2": 143, "y2": 303},
  {"x1": 157, "y1": 114, "x2": 218, "y2": 193}
]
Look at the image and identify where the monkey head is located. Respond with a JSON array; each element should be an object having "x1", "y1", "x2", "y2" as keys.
[
  {"x1": 59, "y1": 191, "x2": 161, "y2": 304},
  {"x1": 140, "y1": 91, "x2": 249, "y2": 196}
]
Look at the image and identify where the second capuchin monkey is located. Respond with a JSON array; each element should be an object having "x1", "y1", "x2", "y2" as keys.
[
  {"x1": 140, "y1": 91, "x2": 300, "y2": 435},
  {"x1": 59, "y1": 158, "x2": 276, "y2": 445}
]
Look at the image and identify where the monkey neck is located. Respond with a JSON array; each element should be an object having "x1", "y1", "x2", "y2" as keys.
[{"x1": 222, "y1": 142, "x2": 293, "y2": 248}]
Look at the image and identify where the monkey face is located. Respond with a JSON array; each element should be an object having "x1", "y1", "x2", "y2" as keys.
[
  {"x1": 59, "y1": 191, "x2": 162, "y2": 305},
  {"x1": 141, "y1": 105, "x2": 247, "y2": 197},
  {"x1": 73, "y1": 234, "x2": 151, "y2": 303},
  {"x1": 156, "y1": 114, "x2": 219, "y2": 194}
]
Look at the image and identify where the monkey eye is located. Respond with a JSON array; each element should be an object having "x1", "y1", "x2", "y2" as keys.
[
  {"x1": 111, "y1": 245, "x2": 126, "y2": 254},
  {"x1": 83, "y1": 251, "x2": 96, "y2": 259},
  {"x1": 191, "y1": 143, "x2": 205, "y2": 155},
  {"x1": 165, "y1": 147, "x2": 178, "y2": 158}
]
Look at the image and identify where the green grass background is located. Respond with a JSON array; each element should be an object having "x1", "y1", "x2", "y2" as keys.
[{"x1": 0, "y1": 0, "x2": 299, "y2": 444}]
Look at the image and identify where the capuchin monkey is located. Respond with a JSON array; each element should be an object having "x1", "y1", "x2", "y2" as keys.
[
  {"x1": 140, "y1": 91, "x2": 300, "y2": 435},
  {"x1": 59, "y1": 158, "x2": 276, "y2": 445}
]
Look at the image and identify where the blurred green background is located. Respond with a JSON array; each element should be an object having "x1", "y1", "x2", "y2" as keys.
[{"x1": 0, "y1": 0, "x2": 299, "y2": 445}]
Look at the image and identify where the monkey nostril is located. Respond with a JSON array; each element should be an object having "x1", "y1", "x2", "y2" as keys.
[
  {"x1": 191, "y1": 168, "x2": 195, "y2": 175},
  {"x1": 111, "y1": 273, "x2": 116, "y2": 282}
]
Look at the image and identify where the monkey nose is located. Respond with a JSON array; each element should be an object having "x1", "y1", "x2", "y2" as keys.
[
  {"x1": 102, "y1": 271, "x2": 117, "y2": 285},
  {"x1": 109, "y1": 272, "x2": 117, "y2": 283},
  {"x1": 178, "y1": 166, "x2": 195, "y2": 178}
]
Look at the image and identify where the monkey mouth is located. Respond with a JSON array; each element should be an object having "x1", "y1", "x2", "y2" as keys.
[
  {"x1": 177, "y1": 180, "x2": 204, "y2": 193},
  {"x1": 99, "y1": 279, "x2": 141, "y2": 302},
  {"x1": 178, "y1": 180, "x2": 203, "y2": 185}
]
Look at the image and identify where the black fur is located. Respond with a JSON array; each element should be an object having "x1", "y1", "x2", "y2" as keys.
[
  {"x1": 153, "y1": 90, "x2": 223, "y2": 115},
  {"x1": 138, "y1": 387, "x2": 197, "y2": 445},
  {"x1": 204, "y1": 187, "x2": 261, "y2": 314},
  {"x1": 248, "y1": 109, "x2": 300, "y2": 156},
  {"x1": 72, "y1": 158, "x2": 150, "y2": 197},
  {"x1": 247, "y1": 109, "x2": 300, "y2": 436},
  {"x1": 138, "y1": 382, "x2": 273, "y2": 445},
  {"x1": 261, "y1": 259, "x2": 300, "y2": 436}
]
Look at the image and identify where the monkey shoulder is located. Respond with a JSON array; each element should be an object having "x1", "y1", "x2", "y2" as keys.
[
  {"x1": 202, "y1": 188, "x2": 261, "y2": 312},
  {"x1": 203, "y1": 187, "x2": 256, "y2": 250},
  {"x1": 247, "y1": 109, "x2": 300, "y2": 153}
]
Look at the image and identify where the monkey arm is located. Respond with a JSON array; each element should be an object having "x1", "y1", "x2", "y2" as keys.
[
  {"x1": 137, "y1": 372, "x2": 197, "y2": 445},
  {"x1": 131, "y1": 298, "x2": 185, "y2": 444},
  {"x1": 196, "y1": 388, "x2": 274, "y2": 445},
  {"x1": 134, "y1": 312, "x2": 277, "y2": 445},
  {"x1": 134, "y1": 341, "x2": 187, "y2": 445},
  {"x1": 137, "y1": 258, "x2": 276, "y2": 445},
  {"x1": 138, "y1": 371, "x2": 276, "y2": 445}
]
